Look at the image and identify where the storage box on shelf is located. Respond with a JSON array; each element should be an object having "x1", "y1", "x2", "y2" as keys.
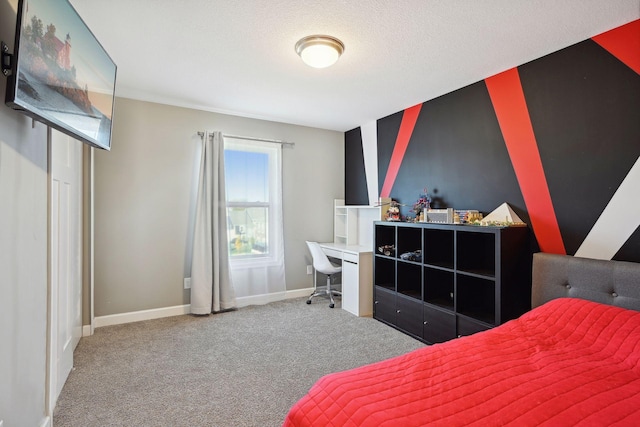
[{"x1": 373, "y1": 221, "x2": 531, "y2": 344}]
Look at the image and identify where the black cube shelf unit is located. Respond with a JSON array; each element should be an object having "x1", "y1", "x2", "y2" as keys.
[{"x1": 373, "y1": 221, "x2": 531, "y2": 344}]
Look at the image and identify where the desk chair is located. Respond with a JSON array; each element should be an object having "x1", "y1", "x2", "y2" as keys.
[{"x1": 306, "y1": 241, "x2": 342, "y2": 308}]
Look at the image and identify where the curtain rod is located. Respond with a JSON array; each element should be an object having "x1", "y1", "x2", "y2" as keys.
[{"x1": 197, "y1": 131, "x2": 295, "y2": 148}]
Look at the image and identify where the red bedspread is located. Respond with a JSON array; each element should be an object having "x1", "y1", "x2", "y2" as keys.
[{"x1": 283, "y1": 298, "x2": 640, "y2": 426}]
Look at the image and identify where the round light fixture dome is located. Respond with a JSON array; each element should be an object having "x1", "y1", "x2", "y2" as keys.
[{"x1": 295, "y1": 35, "x2": 344, "y2": 68}]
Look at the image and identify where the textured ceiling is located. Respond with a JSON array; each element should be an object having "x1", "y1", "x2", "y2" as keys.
[{"x1": 69, "y1": 0, "x2": 639, "y2": 132}]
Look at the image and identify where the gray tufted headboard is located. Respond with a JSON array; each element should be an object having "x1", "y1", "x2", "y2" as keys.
[{"x1": 532, "y1": 252, "x2": 640, "y2": 312}]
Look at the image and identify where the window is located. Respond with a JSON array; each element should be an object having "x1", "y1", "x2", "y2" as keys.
[{"x1": 224, "y1": 138, "x2": 281, "y2": 264}]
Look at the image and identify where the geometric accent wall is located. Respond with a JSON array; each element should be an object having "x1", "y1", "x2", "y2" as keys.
[
  {"x1": 344, "y1": 126, "x2": 368, "y2": 206},
  {"x1": 345, "y1": 19, "x2": 640, "y2": 262}
]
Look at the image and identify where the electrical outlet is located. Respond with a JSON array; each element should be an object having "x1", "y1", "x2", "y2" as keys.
[
  {"x1": 183, "y1": 277, "x2": 191, "y2": 289},
  {"x1": 306, "y1": 265, "x2": 313, "y2": 275}
]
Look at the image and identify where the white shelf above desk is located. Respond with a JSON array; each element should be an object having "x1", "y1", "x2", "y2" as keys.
[{"x1": 333, "y1": 199, "x2": 388, "y2": 248}]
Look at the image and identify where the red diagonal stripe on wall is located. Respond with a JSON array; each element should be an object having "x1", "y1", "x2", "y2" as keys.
[
  {"x1": 380, "y1": 104, "x2": 422, "y2": 198},
  {"x1": 592, "y1": 19, "x2": 640, "y2": 75},
  {"x1": 485, "y1": 68, "x2": 566, "y2": 254}
]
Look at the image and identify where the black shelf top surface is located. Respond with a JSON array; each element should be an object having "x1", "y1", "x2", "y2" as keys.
[
  {"x1": 424, "y1": 299, "x2": 454, "y2": 311},
  {"x1": 375, "y1": 221, "x2": 522, "y2": 231},
  {"x1": 457, "y1": 269, "x2": 496, "y2": 280},
  {"x1": 375, "y1": 283, "x2": 395, "y2": 291},
  {"x1": 457, "y1": 311, "x2": 496, "y2": 327},
  {"x1": 397, "y1": 290, "x2": 422, "y2": 301},
  {"x1": 424, "y1": 262, "x2": 455, "y2": 272},
  {"x1": 397, "y1": 258, "x2": 422, "y2": 266}
]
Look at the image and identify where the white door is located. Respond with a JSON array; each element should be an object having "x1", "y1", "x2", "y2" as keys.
[{"x1": 49, "y1": 129, "x2": 83, "y2": 410}]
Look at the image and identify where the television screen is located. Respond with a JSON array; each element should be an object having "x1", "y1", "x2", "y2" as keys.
[{"x1": 5, "y1": 0, "x2": 117, "y2": 150}]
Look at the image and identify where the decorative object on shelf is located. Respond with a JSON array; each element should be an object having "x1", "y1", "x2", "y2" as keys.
[
  {"x1": 385, "y1": 200, "x2": 401, "y2": 221},
  {"x1": 413, "y1": 188, "x2": 432, "y2": 216},
  {"x1": 424, "y1": 208, "x2": 454, "y2": 224},
  {"x1": 480, "y1": 203, "x2": 527, "y2": 227},
  {"x1": 377, "y1": 197, "x2": 392, "y2": 220},
  {"x1": 378, "y1": 244, "x2": 395, "y2": 256},
  {"x1": 400, "y1": 250, "x2": 422, "y2": 262},
  {"x1": 455, "y1": 210, "x2": 482, "y2": 224},
  {"x1": 407, "y1": 211, "x2": 425, "y2": 223}
]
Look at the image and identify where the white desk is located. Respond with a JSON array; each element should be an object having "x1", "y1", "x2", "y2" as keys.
[{"x1": 319, "y1": 242, "x2": 373, "y2": 317}]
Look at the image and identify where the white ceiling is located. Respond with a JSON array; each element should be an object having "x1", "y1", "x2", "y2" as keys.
[{"x1": 70, "y1": 0, "x2": 639, "y2": 132}]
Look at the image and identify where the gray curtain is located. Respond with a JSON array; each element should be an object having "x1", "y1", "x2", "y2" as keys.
[{"x1": 190, "y1": 131, "x2": 236, "y2": 314}]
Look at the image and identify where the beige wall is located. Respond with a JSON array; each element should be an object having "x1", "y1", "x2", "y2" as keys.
[
  {"x1": 0, "y1": 2, "x2": 49, "y2": 426},
  {"x1": 94, "y1": 97, "x2": 344, "y2": 317}
]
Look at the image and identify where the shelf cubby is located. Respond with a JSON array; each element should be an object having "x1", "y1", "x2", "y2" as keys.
[
  {"x1": 375, "y1": 223, "x2": 396, "y2": 257},
  {"x1": 456, "y1": 274, "x2": 496, "y2": 325},
  {"x1": 397, "y1": 262, "x2": 422, "y2": 300},
  {"x1": 424, "y1": 266, "x2": 454, "y2": 310},
  {"x1": 374, "y1": 256, "x2": 395, "y2": 291},
  {"x1": 456, "y1": 230, "x2": 496, "y2": 277},
  {"x1": 423, "y1": 228, "x2": 454, "y2": 269},
  {"x1": 397, "y1": 226, "x2": 422, "y2": 261}
]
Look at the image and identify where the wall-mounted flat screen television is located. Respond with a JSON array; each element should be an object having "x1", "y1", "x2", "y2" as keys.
[{"x1": 5, "y1": 0, "x2": 117, "y2": 150}]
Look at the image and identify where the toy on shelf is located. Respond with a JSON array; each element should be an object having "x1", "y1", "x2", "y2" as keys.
[
  {"x1": 480, "y1": 202, "x2": 526, "y2": 226},
  {"x1": 385, "y1": 200, "x2": 401, "y2": 221}
]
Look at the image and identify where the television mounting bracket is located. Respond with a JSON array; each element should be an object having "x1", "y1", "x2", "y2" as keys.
[{"x1": 2, "y1": 41, "x2": 13, "y2": 77}]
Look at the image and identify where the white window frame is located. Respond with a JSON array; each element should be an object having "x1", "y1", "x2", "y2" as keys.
[{"x1": 224, "y1": 138, "x2": 282, "y2": 269}]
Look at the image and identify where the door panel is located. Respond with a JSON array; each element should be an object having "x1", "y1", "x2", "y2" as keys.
[
  {"x1": 374, "y1": 286, "x2": 396, "y2": 325},
  {"x1": 342, "y1": 259, "x2": 358, "y2": 315},
  {"x1": 457, "y1": 315, "x2": 491, "y2": 337},
  {"x1": 423, "y1": 304, "x2": 456, "y2": 344},
  {"x1": 396, "y1": 295, "x2": 423, "y2": 338},
  {"x1": 50, "y1": 130, "x2": 82, "y2": 408}
]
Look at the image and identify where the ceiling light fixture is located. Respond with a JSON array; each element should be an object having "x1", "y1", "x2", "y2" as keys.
[{"x1": 295, "y1": 35, "x2": 345, "y2": 69}]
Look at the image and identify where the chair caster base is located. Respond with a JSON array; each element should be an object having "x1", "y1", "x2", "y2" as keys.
[
  {"x1": 329, "y1": 303, "x2": 335, "y2": 308},
  {"x1": 306, "y1": 299, "x2": 312, "y2": 304}
]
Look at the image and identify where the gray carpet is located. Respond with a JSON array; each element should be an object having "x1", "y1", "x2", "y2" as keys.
[{"x1": 53, "y1": 297, "x2": 425, "y2": 427}]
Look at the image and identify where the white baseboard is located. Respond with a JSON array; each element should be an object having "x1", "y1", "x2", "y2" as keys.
[
  {"x1": 82, "y1": 324, "x2": 92, "y2": 337},
  {"x1": 94, "y1": 304, "x2": 191, "y2": 328},
  {"x1": 236, "y1": 287, "x2": 314, "y2": 307},
  {"x1": 284, "y1": 287, "x2": 314, "y2": 300},
  {"x1": 39, "y1": 416, "x2": 51, "y2": 427},
  {"x1": 92, "y1": 288, "x2": 314, "y2": 328}
]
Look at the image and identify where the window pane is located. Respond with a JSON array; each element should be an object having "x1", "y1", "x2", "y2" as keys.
[
  {"x1": 225, "y1": 150, "x2": 269, "y2": 203},
  {"x1": 227, "y1": 207, "x2": 268, "y2": 256}
]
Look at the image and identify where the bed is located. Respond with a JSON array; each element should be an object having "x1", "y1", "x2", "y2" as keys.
[{"x1": 283, "y1": 253, "x2": 640, "y2": 426}]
